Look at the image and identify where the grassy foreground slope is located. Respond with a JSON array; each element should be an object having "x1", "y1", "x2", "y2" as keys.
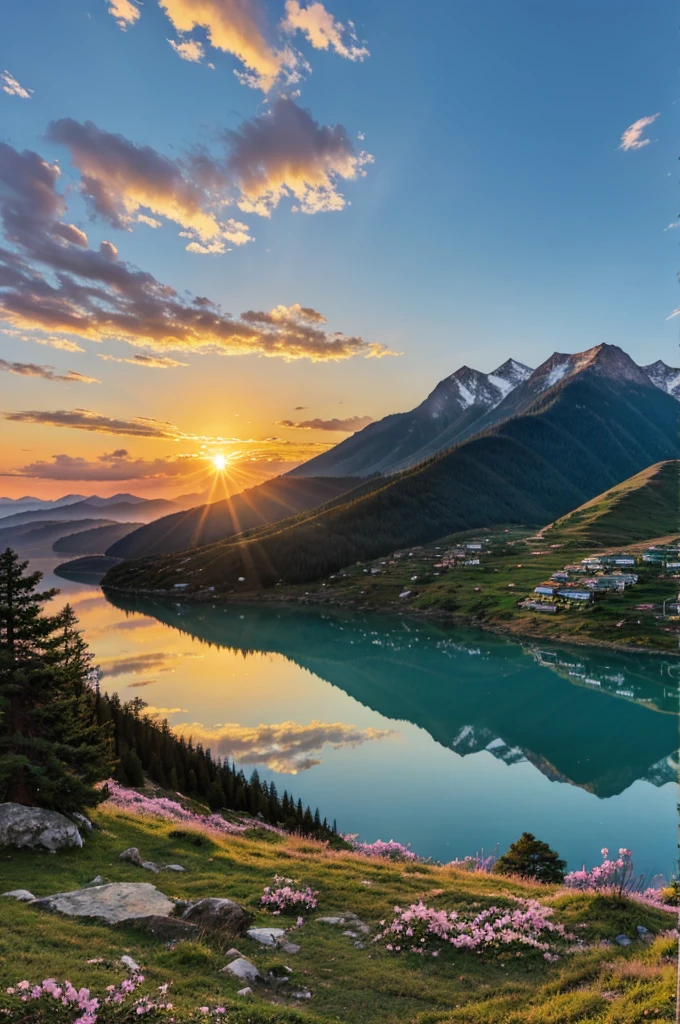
[
  {"x1": 103, "y1": 373, "x2": 680, "y2": 595},
  {"x1": 0, "y1": 802, "x2": 675, "y2": 1024}
]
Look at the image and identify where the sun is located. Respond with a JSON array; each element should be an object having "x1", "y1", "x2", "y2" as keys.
[{"x1": 212, "y1": 453, "x2": 227, "y2": 471}]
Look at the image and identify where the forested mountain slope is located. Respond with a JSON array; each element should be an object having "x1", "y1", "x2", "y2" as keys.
[{"x1": 107, "y1": 475, "x2": 362, "y2": 559}]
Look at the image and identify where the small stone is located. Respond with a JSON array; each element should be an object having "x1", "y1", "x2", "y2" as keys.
[
  {"x1": 163, "y1": 864, "x2": 186, "y2": 872},
  {"x1": 357, "y1": 922, "x2": 370, "y2": 935},
  {"x1": 354, "y1": 941, "x2": 365, "y2": 949},
  {"x1": 120, "y1": 848, "x2": 159, "y2": 873},
  {"x1": 615, "y1": 934, "x2": 632, "y2": 946},
  {"x1": 88, "y1": 876, "x2": 105, "y2": 886},
  {"x1": 292, "y1": 990, "x2": 311, "y2": 1000},
  {"x1": 72, "y1": 812, "x2": 93, "y2": 832},
  {"x1": 636, "y1": 925, "x2": 649, "y2": 936},
  {"x1": 342, "y1": 930, "x2": 358, "y2": 938},
  {"x1": 281, "y1": 942, "x2": 300, "y2": 955},
  {"x1": 222, "y1": 958, "x2": 260, "y2": 982},
  {"x1": 1, "y1": 889, "x2": 35, "y2": 902},
  {"x1": 120, "y1": 955, "x2": 140, "y2": 973},
  {"x1": 246, "y1": 926, "x2": 286, "y2": 946},
  {"x1": 317, "y1": 916, "x2": 343, "y2": 925},
  {"x1": 225, "y1": 947, "x2": 245, "y2": 959},
  {"x1": 236, "y1": 987, "x2": 252, "y2": 997}
]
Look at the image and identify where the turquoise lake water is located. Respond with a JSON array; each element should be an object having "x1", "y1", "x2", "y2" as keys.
[{"x1": 40, "y1": 555, "x2": 679, "y2": 879}]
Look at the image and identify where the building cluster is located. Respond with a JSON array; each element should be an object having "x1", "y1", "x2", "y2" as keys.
[
  {"x1": 434, "y1": 540, "x2": 488, "y2": 569},
  {"x1": 520, "y1": 552, "x2": 640, "y2": 614}
]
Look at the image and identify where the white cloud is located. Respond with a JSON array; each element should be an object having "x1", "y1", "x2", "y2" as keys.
[
  {"x1": 619, "y1": 113, "x2": 659, "y2": 151},
  {"x1": 1, "y1": 70, "x2": 33, "y2": 99},
  {"x1": 168, "y1": 37, "x2": 206, "y2": 63},
  {"x1": 282, "y1": 1, "x2": 369, "y2": 61},
  {"x1": 107, "y1": 0, "x2": 141, "y2": 30}
]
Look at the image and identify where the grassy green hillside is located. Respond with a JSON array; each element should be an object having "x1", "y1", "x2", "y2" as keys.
[
  {"x1": 103, "y1": 374, "x2": 680, "y2": 596},
  {"x1": 546, "y1": 460, "x2": 680, "y2": 548},
  {"x1": 0, "y1": 802, "x2": 675, "y2": 1023}
]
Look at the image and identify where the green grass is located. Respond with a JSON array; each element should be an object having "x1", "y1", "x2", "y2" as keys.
[{"x1": 0, "y1": 808, "x2": 676, "y2": 1023}]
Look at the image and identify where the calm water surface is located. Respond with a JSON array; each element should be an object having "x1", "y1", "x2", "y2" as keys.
[{"x1": 38, "y1": 556, "x2": 679, "y2": 878}]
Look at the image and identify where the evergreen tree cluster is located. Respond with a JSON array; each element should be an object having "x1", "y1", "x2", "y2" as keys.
[
  {"x1": 0, "y1": 549, "x2": 114, "y2": 812},
  {"x1": 100, "y1": 692, "x2": 338, "y2": 841}
]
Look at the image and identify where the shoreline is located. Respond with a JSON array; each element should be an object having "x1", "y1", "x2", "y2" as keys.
[{"x1": 101, "y1": 582, "x2": 680, "y2": 658}]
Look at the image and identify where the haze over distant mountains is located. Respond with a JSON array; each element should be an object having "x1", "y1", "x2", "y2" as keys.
[
  {"x1": 290, "y1": 351, "x2": 680, "y2": 479},
  {"x1": 105, "y1": 343, "x2": 680, "y2": 592}
]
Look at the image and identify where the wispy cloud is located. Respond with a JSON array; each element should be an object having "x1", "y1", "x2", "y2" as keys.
[
  {"x1": 619, "y1": 113, "x2": 659, "y2": 151},
  {"x1": 1, "y1": 70, "x2": 33, "y2": 99},
  {"x1": 277, "y1": 414, "x2": 373, "y2": 431},
  {"x1": 99, "y1": 353, "x2": 189, "y2": 369},
  {"x1": 282, "y1": 1, "x2": 369, "y2": 61},
  {"x1": 172, "y1": 719, "x2": 393, "y2": 773},
  {"x1": 168, "y1": 37, "x2": 206, "y2": 63},
  {"x1": 0, "y1": 359, "x2": 98, "y2": 383},
  {"x1": 106, "y1": 0, "x2": 141, "y2": 30},
  {"x1": 158, "y1": 0, "x2": 299, "y2": 92},
  {"x1": 3, "y1": 409, "x2": 183, "y2": 438},
  {"x1": 0, "y1": 140, "x2": 386, "y2": 361},
  {"x1": 4, "y1": 449, "x2": 201, "y2": 481},
  {"x1": 100, "y1": 651, "x2": 201, "y2": 678},
  {"x1": 225, "y1": 97, "x2": 373, "y2": 216},
  {"x1": 46, "y1": 118, "x2": 252, "y2": 252}
]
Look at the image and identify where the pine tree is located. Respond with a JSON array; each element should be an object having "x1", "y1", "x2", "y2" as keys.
[
  {"x1": 493, "y1": 832, "x2": 567, "y2": 883},
  {"x1": 0, "y1": 550, "x2": 114, "y2": 812}
]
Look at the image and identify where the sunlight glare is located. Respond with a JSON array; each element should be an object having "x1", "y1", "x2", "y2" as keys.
[{"x1": 212, "y1": 453, "x2": 227, "y2": 471}]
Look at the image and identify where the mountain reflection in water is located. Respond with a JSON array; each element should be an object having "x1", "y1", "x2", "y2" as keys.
[{"x1": 105, "y1": 596, "x2": 679, "y2": 802}]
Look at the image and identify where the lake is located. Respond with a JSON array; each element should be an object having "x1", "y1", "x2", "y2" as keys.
[{"x1": 37, "y1": 555, "x2": 680, "y2": 879}]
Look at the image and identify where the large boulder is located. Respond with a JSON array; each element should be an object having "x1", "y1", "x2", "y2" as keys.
[
  {"x1": 182, "y1": 897, "x2": 253, "y2": 936},
  {"x1": 0, "y1": 803, "x2": 82, "y2": 851},
  {"x1": 33, "y1": 882, "x2": 175, "y2": 924}
]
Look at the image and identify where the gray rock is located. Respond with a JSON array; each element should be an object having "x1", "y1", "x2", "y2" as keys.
[
  {"x1": 225, "y1": 947, "x2": 245, "y2": 959},
  {"x1": 615, "y1": 934, "x2": 632, "y2": 947},
  {"x1": 236, "y1": 987, "x2": 253, "y2": 997},
  {"x1": 120, "y1": 848, "x2": 159, "y2": 873},
  {"x1": 281, "y1": 942, "x2": 301, "y2": 955},
  {"x1": 292, "y1": 989, "x2": 311, "y2": 1000},
  {"x1": 0, "y1": 803, "x2": 83, "y2": 851},
  {"x1": 163, "y1": 864, "x2": 186, "y2": 872},
  {"x1": 247, "y1": 927, "x2": 286, "y2": 946},
  {"x1": 342, "y1": 930, "x2": 358, "y2": 938},
  {"x1": 72, "y1": 812, "x2": 93, "y2": 832},
  {"x1": 356, "y1": 922, "x2": 370, "y2": 935},
  {"x1": 636, "y1": 925, "x2": 649, "y2": 936},
  {"x1": 222, "y1": 958, "x2": 261, "y2": 982},
  {"x1": 354, "y1": 941, "x2": 365, "y2": 949},
  {"x1": 87, "y1": 876, "x2": 105, "y2": 886},
  {"x1": 317, "y1": 916, "x2": 343, "y2": 925},
  {"x1": 33, "y1": 882, "x2": 175, "y2": 924},
  {"x1": 182, "y1": 897, "x2": 253, "y2": 936},
  {"x1": 1, "y1": 889, "x2": 35, "y2": 902},
  {"x1": 120, "y1": 955, "x2": 140, "y2": 973}
]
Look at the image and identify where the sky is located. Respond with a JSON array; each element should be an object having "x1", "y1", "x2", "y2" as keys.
[{"x1": 0, "y1": 0, "x2": 678, "y2": 499}]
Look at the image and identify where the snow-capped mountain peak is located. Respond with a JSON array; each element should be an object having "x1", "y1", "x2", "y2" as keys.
[{"x1": 642, "y1": 359, "x2": 680, "y2": 400}]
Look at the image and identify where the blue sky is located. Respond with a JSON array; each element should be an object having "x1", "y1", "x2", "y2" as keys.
[{"x1": 0, "y1": 0, "x2": 678, "y2": 494}]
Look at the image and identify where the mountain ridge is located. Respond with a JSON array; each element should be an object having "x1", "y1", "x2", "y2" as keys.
[{"x1": 103, "y1": 344, "x2": 680, "y2": 594}]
